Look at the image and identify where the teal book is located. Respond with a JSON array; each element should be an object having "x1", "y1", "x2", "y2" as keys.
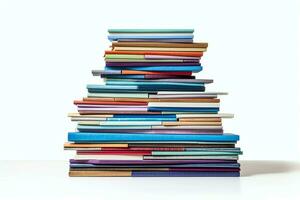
[{"x1": 68, "y1": 132, "x2": 239, "y2": 142}]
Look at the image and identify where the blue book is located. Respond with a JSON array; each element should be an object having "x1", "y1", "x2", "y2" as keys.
[
  {"x1": 105, "y1": 65, "x2": 202, "y2": 72},
  {"x1": 68, "y1": 132, "x2": 239, "y2": 142}
]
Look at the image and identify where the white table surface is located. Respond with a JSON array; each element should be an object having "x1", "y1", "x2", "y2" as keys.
[{"x1": 0, "y1": 160, "x2": 299, "y2": 200}]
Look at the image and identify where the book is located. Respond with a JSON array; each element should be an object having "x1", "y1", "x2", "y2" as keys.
[
  {"x1": 112, "y1": 46, "x2": 206, "y2": 52},
  {"x1": 69, "y1": 170, "x2": 240, "y2": 177},
  {"x1": 88, "y1": 92, "x2": 149, "y2": 98},
  {"x1": 105, "y1": 50, "x2": 203, "y2": 57},
  {"x1": 64, "y1": 28, "x2": 242, "y2": 177},
  {"x1": 92, "y1": 70, "x2": 193, "y2": 76},
  {"x1": 68, "y1": 132, "x2": 239, "y2": 142},
  {"x1": 70, "y1": 159, "x2": 237, "y2": 165},
  {"x1": 108, "y1": 35, "x2": 194, "y2": 41},
  {"x1": 105, "y1": 81, "x2": 205, "y2": 87},
  {"x1": 106, "y1": 62, "x2": 200, "y2": 67},
  {"x1": 81, "y1": 97, "x2": 219, "y2": 103},
  {"x1": 87, "y1": 84, "x2": 206, "y2": 92},
  {"x1": 107, "y1": 29, "x2": 195, "y2": 33},
  {"x1": 112, "y1": 41, "x2": 208, "y2": 48},
  {"x1": 73, "y1": 154, "x2": 239, "y2": 160},
  {"x1": 105, "y1": 65, "x2": 203, "y2": 72}
]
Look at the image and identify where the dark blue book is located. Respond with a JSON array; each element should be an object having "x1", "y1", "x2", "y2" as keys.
[
  {"x1": 132, "y1": 171, "x2": 240, "y2": 177},
  {"x1": 87, "y1": 84, "x2": 205, "y2": 93}
]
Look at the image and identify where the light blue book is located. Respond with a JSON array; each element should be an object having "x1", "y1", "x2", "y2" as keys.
[
  {"x1": 108, "y1": 35, "x2": 194, "y2": 41},
  {"x1": 108, "y1": 29, "x2": 194, "y2": 33},
  {"x1": 77, "y1": 125, "x2": 152, "y2": 130},
  {"x1": 107, "y1": 117, "x2": 177, "y2": 121},
  {"x1": 68, "y1": 132, "x2": 240, "y2": 142}
]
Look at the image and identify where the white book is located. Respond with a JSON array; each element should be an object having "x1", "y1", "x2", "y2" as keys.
[
  {"x1": 148, "y1": 102, "x2": 220, "y2": 108},
  {"x1": 176, "y1": 113, "x2": 234, "y2": 118},
  {"x1": 79, "y1": 121, "x2": 162, "y2": 126},
  {"x1": 152, "y1": 125, "x2": 223, "y2": 129},
  {"x1": 144, "y1": 155, "x2": 238, "y2": 160},
  {"x1": 150, "y1": 94, "x2": 218, "y2": 98},
  {"x1": 68, "y1": 113, "x2": 113, "y2": 118},
  {"x1": 74, "y1": 155, "x2": 143, "y2": 160}
]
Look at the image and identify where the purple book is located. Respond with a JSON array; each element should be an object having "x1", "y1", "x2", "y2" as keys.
[
  {"x1": 70, "y1": 159, "x2": 236, "y2": 165},
  {"x1": 77, "y1": 129, "x2": 224, "y2": 134}
]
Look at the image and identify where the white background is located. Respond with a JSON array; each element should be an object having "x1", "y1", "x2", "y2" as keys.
[{"x1": 0, "y1": 0, "x2": 299, "y2": 161}]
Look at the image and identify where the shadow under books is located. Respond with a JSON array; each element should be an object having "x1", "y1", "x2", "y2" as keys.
[{"x1": 241, "y1": 160, "x2": 300, "y2": 177}]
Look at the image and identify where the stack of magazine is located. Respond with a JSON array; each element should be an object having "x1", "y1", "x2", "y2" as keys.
[{"x1": 64, "y1": 29, "x2": 242, "y2": 177}]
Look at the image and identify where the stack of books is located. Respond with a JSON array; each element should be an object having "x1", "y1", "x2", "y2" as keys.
[{"x1": 64, "y1": 29, "x2": 242, "y2": 177}]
